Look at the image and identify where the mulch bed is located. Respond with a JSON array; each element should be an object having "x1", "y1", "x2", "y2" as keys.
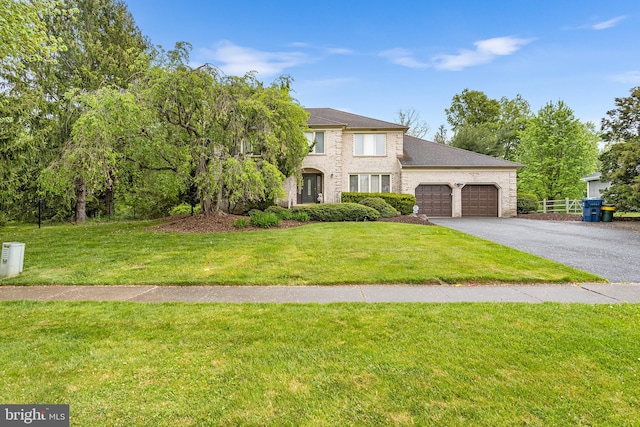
[
  {"x1": 150, "y1": 213, "x2": 434, "y2": 234},
  {"x1": 150, "y1": 211, "x2": 638, "y2": 234},
  {"x1": 518, "y1": 213, "x2": 583, "y2": 221},
  {"x1": 518, "y1": 212, "x2": 640, "y2": 233}
]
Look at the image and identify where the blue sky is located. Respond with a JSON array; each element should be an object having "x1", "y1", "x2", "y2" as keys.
[{"x1": 124, "y1": 0, "x2": 640, "y2": 139}]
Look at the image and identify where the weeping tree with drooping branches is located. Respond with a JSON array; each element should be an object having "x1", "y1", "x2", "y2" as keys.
[{"x1": 43, "y1": 43, "x2": 310, "y2": 219}]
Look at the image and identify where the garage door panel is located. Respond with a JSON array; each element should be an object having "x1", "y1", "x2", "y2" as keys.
[
  {"x1": 415, "y1": 185, "x2": 452, "y2": 217},
  {"x1": 462, "y1": 185, "x2": 498, "y2": 217}
]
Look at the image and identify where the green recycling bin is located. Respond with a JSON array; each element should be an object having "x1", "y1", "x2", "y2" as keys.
[{"x1": 601, "y1": 205, "x2": 615, "y2": 222}]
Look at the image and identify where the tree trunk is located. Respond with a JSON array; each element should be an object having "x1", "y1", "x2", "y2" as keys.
[
  {"x1": 105, "y1": 171, "x2": 115, "y2": 218},
  {"x1": 75, "y1": 178, "x2": 87, "y2": 223},
  {"x1": 105, "y1": 187, "x2": 114, "y2": 218}
]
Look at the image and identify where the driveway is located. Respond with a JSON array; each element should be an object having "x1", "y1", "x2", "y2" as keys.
[{"x1": 430, "y1": 218, "x2": 640, "y2": 283}]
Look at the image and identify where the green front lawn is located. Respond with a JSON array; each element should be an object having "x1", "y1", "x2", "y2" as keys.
[
  {"x1": 0, "y1": 221, "x2": 602, "y2": 285},
  {"x1": 1, "y1": 301, "x2": 638, "y2": 426}
]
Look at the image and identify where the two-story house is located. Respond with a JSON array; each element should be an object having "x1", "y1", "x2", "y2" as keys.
[{"x1": 283, "y1": 108, "x2": 521, "y2": 217}]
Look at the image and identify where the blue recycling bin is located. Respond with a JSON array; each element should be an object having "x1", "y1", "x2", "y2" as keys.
[{"x1": 582, "y1": 198, "x2": 603, "y2": 222}]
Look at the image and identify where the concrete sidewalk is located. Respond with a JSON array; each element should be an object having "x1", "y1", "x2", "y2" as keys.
[{"x1": 1, "y1": 283, "x2": 640, "y2": 303}]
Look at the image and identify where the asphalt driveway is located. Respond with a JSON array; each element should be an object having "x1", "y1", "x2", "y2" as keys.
[{"x1": 430, "y1": 218, "x2": 640, "y2": 283}]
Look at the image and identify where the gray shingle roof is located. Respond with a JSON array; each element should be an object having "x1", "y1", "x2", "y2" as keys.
[
  {"x1": 401, "y1": 135, "x2": 523, "y2": 168},
  {"x1": 306, "y1": 108, "x2": 408, "y2": 130}
]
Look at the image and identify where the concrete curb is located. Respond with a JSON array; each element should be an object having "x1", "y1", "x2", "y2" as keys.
[{"x1": 1, "y1": 283, "x2": 639, "y2": 304}]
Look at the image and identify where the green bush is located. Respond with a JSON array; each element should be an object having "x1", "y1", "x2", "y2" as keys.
[
  {"x1": 250, "y1": 211, "x2": 281, "y2": 228},
  {"x1": 342, "y1": 192, "x2": 416, "y2": 215},
  {"x1": 291, "y1": 211, "x2": 309, "y2": 222},
  {"x1": 233, "y1": 217, "x2": 249, "y2": 228},
  {"x1": 358, "y1": 197, "x2": 397, "y2": 218},
  {"x1": 0, "y1": 211, "x2": 7, "y2": 227},
  {"x1": 292, "y1": 203, "x2": 379, "y2": 222},
  {"x1": 169, "y1": 203, "x2": 201, "y2": 216},
  {"x1": 517, "y1": 193, "x2": 539, "y2": 214},
  {"x1": 265, "y1": 205, "x2": 293, "y2": 220},
  {"x1": 266, "y1": 206, "x2": 311, "y2": 222}
]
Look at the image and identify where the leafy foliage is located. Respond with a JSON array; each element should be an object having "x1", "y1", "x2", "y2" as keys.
[
  {"x1": 249, "y1": 211, "x2": 281, "y2": 228},
  {"x1": 233, "y1": 217, "x2": 248, "y2": 228},
  {"x1": 1, "y1": 0, "x2": 150, "y2": 222},
  {"x1": 599, "y1": 87, "x2": 640, "y2": 212},
  {"x1": 445, "y1": 89, "x2": 501, "y2": 131},
  {"x1": 517, "y1": 101, "x2": 598, "y2": 200},
  {"x1": 0, "y1": 0, "x2": 71, "y2": 73},
  {"x1": 450, "y1": 124, "x2": 503, "y2": 157},
  {"x1": 517, "y1": 193, "x2": 539, "y2": 214},
  {"x1": 446, "y1": 89, "x2": 531, "y2": 160},
  {"x1": 125, "y1": 50, "x2": 309, "y2": 216},
  {"x1": 170, "y1": 203, "x2": 201, "y2": 216},
  {"x1": 292, "y1": 203, "x2": 380, "y2": 222},
  {"x1": 264, "y1": 206, "x2": 310, "y2": 222},
  {"x1": 358, "y1": 197, "x2": 397, "y2": 218},
  {"x1": 341, "y1": 192, "x2": 416, "y2": 215}
]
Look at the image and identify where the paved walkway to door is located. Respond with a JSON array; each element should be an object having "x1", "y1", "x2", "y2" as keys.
[{"x1": 430, "y1": 218, "x2": 640, "y2": 283}]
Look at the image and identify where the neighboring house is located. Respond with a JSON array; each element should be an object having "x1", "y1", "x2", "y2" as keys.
[
  {"x1": 283, "y1": 108, "x2": 522, "y2": 217},
  {"x1": 581, "y1": 172, "x2": 611, "y2": 198}
]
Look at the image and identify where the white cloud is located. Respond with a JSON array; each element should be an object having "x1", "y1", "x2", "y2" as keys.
[
  {"x1": 433, "y1": 36, "x2": 534, "y2": 71},
  {"x1": 380, "y1": 48, "x2": 429, "y2": 68},
  {"x1": 612, "y1": 71, "x2": 640, "y2": 84},
  {"x1": 197, "y1": 40, "x2": 310, "y2": 76},
  {"x1": 325, "y1": 47, "x2": 353, "y2": 55},
  {"x1": 592, "y1": 16, "x2": 626, "y2": 30}
]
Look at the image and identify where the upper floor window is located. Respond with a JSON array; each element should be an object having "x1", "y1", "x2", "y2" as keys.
[
  {"x1": 354, "y1": 134, "x2": 385, "y2": 156},
  {"x1": 305, "y1": 131, "x2": 324, "y2": 154}
]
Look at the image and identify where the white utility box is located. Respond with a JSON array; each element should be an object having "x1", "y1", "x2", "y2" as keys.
[{"x1": 0, "y1": 242, "x2": 25, "y2": 278}]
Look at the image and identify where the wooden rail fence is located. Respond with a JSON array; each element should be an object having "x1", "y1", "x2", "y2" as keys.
[{"x1": 539, "y1": 198, "x2": 582, "y2": 214}]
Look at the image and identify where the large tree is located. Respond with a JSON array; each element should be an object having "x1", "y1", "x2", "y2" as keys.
[
  {"x1": 599, "y1": 86, "x2": 640, "y2": 211},
  {"x1": 517, "y1": 101, "x2": 598, "y2": 200},
  {"x1": 135, "y1": 48, "x2": 310, "y2": 215},
  {"x1": 51, "y1": 44, "x2": 311, "y2": 217},
  {"x1": 2, "y1": 0, "x2": 150, "y2": 222},
  {"x1": 445, "y1": 89, "x2": 500, "y2": 131},
  {"x1": 445, "y1": 89, "x2": 531, "y2": 159}
]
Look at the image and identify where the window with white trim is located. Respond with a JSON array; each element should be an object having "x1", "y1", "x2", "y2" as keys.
[
  {"x1": 349, "y1": 174, "x2": 391, "y2": 193},
  {"x1": 354, "y1": 134, "x2": 385, "y2": 156},
  {"x1": 305, "y1": 131, "x2": 324, "y2": 154}
]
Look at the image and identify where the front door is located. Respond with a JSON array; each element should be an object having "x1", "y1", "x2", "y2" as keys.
[{"x1": 299, "y1": 173, "x2": 322, "y2": 204}]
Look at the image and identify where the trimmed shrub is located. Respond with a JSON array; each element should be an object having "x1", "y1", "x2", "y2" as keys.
[
  {"x1": 358, "y1": 197, "x2": 397, "y2": 218},
  {"x1": 341, "y1": 192, "x2": 416, "y2": 215},
  {"x1": 265, "y1": 205, "x2": 293, "y2": 220},
  {"x1": 233, "y1": 217, "x2": 249, "y2": 228},
  {"x1": 517, "y1": 193, "x2": 539, "y2": 214},
  {"x1": 250, "y1": 211, "x2": 281, "y2": 228},
  {"x1": 292, "y1": 203, "x2": 379, "y2": 222}
]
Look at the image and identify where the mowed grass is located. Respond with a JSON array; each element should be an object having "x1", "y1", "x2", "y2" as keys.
[
  {"x1": 0, "y1": 301, "x2": 638, "y2": 426},
  {"x1": 0, "y1": 221, "x2": 602, "y2": 285}
]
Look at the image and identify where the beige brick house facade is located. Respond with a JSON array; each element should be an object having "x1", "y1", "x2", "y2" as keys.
[{"x1": 283, "y1": 108, "x2": 521, "y2": 217}]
